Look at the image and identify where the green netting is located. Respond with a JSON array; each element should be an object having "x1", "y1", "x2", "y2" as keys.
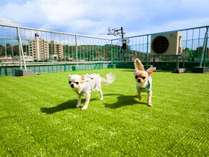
[{"x1": 0, "y1": 25, "x2": 208, "y2": 75}]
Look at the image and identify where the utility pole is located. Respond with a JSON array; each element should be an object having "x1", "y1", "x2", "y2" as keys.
[{"x1": 107, "y1": 26, "x2": 127, "y2": 52}]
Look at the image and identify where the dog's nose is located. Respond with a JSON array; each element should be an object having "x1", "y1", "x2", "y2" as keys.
[
  {"x1": 137, "y1": 79, "x2": 141, "y2": 83},
  {"x1": 71, "y1": 84, "x2": 74, "y2": 88}
]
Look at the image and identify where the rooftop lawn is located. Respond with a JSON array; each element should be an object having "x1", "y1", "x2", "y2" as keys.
[{"x1": 0, "y1": 69, "x2": 209, "y2": 157}]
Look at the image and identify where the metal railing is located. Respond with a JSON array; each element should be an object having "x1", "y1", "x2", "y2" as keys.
[
  {"x1": 0, "y1": 23, "x2": 208, "y2": 71},
  {"x1": 111, "y1": 26, "x2": 209, "y2": 66},
  {"x1": 0, "y1": 24, "x2": 111, "y2": 66}
]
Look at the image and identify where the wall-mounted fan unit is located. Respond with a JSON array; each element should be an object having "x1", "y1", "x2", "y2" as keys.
[{"x1": 151, "y1": 31, "x2": 182, "y2": 55}]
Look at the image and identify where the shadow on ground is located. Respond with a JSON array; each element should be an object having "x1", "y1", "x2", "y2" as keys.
[
  {"x1": 104, "y1": 93, "x2": 148, "y2": 109},
  {"x1": 40, "y1": 99, "x2": 77, "y2": 114},
  {"x1": 40, "y1": 98, "x2": 97, "y2": 114},
  {"x1": 40, "y1": 93, "x2": 148, "y2": 114}
]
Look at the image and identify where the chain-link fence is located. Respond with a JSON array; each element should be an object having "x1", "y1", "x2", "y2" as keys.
[
  {"x1": 0, "y1": 24, "x2": 112, "y2": 63},
  {"x1": 112, "y1": 26, "x2": 209, "y2": 69},
  {"x1": 0, "y1": 24, "x2": 208, "y2": 75}
]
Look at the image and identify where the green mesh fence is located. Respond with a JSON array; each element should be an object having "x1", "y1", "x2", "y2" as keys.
[{"x1": 0, "y1": 24, "x2": 208, "y2": 75}]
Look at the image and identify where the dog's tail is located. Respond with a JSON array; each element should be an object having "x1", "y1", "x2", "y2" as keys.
[{"x1": 101, "y1": 73, "x2": 115, "y2": 84}]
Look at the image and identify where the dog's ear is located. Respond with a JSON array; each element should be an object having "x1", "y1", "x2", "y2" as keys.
[
  {"x1": 134, "y1": 58, "x2": 144, "y2": 71},
  {"x1": 147, "y1": 66, "x2": 156, "y2": 76}
]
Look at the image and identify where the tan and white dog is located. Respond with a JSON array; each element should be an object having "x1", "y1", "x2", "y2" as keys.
[
  {"x1": 134, "y1": 58, "x2": 156, "y2": 106},
  {"x1": 68, "y1": 73, "x2": 114, "y2": 110}
]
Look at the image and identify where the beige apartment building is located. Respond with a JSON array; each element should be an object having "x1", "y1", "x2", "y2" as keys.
[
  {"x1": 49, "y1": 41, "x2": 64, "y2": 60},
  {"x1": 29, "y1": 36, "x2": 49, "y2": 61}
]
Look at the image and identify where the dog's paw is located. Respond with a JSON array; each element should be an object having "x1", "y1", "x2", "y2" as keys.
[
  {"x1": 147, "y1": 103, "x2": 152, "y2": 107},
  {"x1": 81, "y1": 106, "x2": 88, "y2": 110},
  {"x1": 100, "y1": 97, "x2": 104, "y2": 101},
  {"x1": 76, "y1": 104, "x2": 81, "y2": 108}
]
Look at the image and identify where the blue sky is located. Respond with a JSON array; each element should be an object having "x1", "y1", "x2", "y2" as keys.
[{"x1": 0, "y1": 0, "x2": 209, "y2": 36}]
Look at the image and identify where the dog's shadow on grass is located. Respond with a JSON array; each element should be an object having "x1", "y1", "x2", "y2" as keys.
[
  {"x1": 40, "y1": 94, "x2": 148, "y2": 114},
  {"x1": 40, "y1": 98, "x2": 96, "y2": 114},
  {"x1": 104, "y1": 93, "x2": 147, "y2": 109},
  {"x1": 40, "y1": 99, "x2": 77, "y2": 114}
]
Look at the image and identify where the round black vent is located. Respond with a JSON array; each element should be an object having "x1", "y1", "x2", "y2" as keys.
[{"x1": 151, "y1": 36, "x2": 169, "y2": 54}]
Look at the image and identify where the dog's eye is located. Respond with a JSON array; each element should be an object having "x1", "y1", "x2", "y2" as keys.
[
  {"x1": 142, "y1": 77, "x2": 146, "y2": 79},
  {"x1": 69, "y1": 81, "x2": 71, "y2": 84},
  {"x1": 75, "y1": 82, "x2": 79, "y2": 85},
  {"x1": 135, "y1": 75, "x2": 138, "y2": 79}
]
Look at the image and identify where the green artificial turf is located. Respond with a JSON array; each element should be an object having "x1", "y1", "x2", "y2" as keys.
[{"x1": 0, "y1": 69, "x2": 209, "y2": 157}]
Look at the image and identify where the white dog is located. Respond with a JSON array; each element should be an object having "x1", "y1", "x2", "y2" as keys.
[{"x1": 68, "y1": 73, "x2": 114, "y2": 110}]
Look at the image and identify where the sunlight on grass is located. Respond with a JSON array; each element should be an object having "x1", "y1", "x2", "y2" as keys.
[{"x1": 0, "y1": 69, "x2": 209, "y2": 157}]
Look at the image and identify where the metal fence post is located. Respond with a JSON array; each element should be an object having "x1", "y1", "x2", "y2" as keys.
[
  {"x1": 17, "y1": 27, "x2": 27, "y2": 70},
  {"x1": 146, "y1": 35, "x2": 149, "y2": 68},
  {"x1": 16, "y1": 27, "x2": 22, "y2": 69},
  {"x1": 75, "y1": 34, "x2": 78, "y2": 66},
  {"x1": 110, "y1": 40, "x2": 113, "y2": 64},
  {"x1": 200, "y1": 26, "x2": 208, "y2": 67}
]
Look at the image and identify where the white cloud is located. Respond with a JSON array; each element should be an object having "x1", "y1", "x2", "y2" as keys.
[
  {"x1": 0, "y1": 0, "x2": 208, "y2": 36},
  {"x1": 0, "y1": 0, "x2": 144, "y2": 34},
  {"x1": 0, "y1": 17, "x2": 20, "y2": 26},
  {"x1": 129, "y1": 17, "x2": 209, "y2": 37},
  {"x1": 39, "y1": 0, "x2": 86, "y2": 24}
]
